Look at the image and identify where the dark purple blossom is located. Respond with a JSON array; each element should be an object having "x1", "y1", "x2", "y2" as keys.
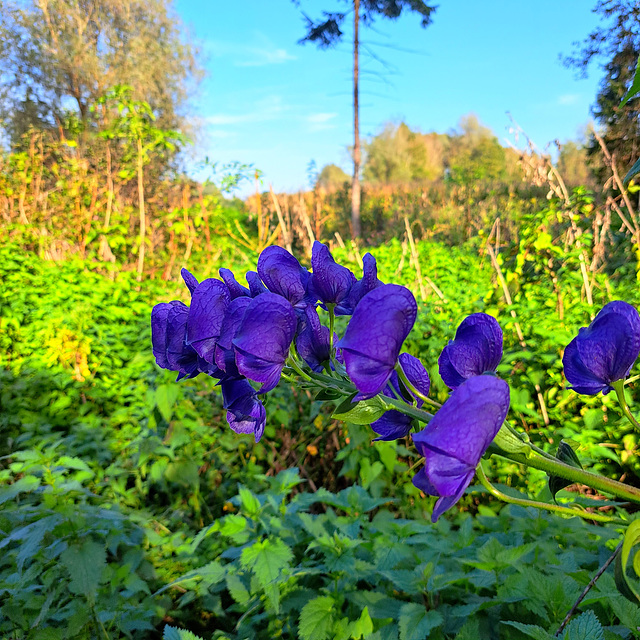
[
  {"x1": 563, "y1": 301, "x2": 640, "y2": 395},
  {"x1": 232, "y1": 292, "x2": 297, "y2": 392},
  {"x1": 371, "y1": 353, "x2": 430, "y2": 441},
  {"x1": 221, "y1": 377, "x2": 266, "y2": 442},
  {"x1": 338, "y1": 284, "x2": 417, "y2": 398},
  {"x1": 438, "y1": 313, "x2": 503, "y2": 389},
  {"x1": 181, "y1": 268, "x2": 199, "y2": 294},
  {"x1": 215, "y1": 297, "x2": 252, "y2": 375},
  {"x1": 220, "y1": 268, "x2": 251, "y2": 299},
  {"x1": 296, "y1": 306, "x2": 332, "y2": 372},
  {"x1": 344, "y1": 252, "x2": 383, "y2": 314},
  {"x1": 309, "y1": 241, "x2": 355, "y2": 313},
  {"x1": 246, "y1": 271, "x2": 268, "y2": 297},
  {"x1": 412, "y1": 375, "x2": 510, "y2": 522},
  {"x1": 185, "y1": 279, "x2": 230, "y2": 363},
  {"x1": 257, "y1": 246, "x2": 312, "y2": 308}
]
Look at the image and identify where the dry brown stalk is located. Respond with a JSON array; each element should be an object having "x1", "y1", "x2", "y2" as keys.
[{"x1": 269, "y1": 185, "x2": 293, "y2": 254}]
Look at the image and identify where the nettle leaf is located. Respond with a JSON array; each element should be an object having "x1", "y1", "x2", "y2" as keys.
[
  {"x1": 298, "y1": 595, "x2": 337, "y2": 640},
  {"x1": 60, "y1": 539, "x2": 106, "y2": 604},
  {"x1": 0, "y1": 475, "x2": 40, "y2": 505},
  {"x1": 398, "y1": 603, "x2": 443, "y2": 640},
  {"x1": 562, "y1": 610, "x2": 604, "y2": 640},
  {"x1": 549, "y1": 440, "x2": 583, "y2": 501},
  {"x1": 238, "y1": 486, "x2": 261, "y2": 515},
  {"x1": 156, "y1": 383, "x2": 179, "y2": 422},
  {"x1": 332, "y1": 394, "x2": 389, "y2": 425},
  {"x1": 502, "y1": 621, "x2": 553, "y2": 640},
  {"x1": 163, "y1": 625, "x2": 205, "y2": 640},
  {"x1": 615, "y1": 519, "x2": 640, "y2": 603}
]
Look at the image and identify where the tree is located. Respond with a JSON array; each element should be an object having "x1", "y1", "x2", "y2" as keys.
[
  {"x1": 557, "y1": 140, "x2": 595, "y2": 187},
  {"x1": 316, "y1": 163, "x2": 350, "y2": 190},
  {"x1": 294, "y1": 0, "x2": 436, "y2": 237},
  {"x1": 0, "y1": 0, "x2": 202, "y2": 144},
  {"x1": 563, "y1": 1, "x2": 640, "y2": 174},
  {"x1": 363, "y1": 121, "x2": 444, "y2": 185}
]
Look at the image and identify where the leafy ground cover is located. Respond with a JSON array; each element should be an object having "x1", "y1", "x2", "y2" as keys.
[{"x1": 1, "y1": 233, "x2": 640, "y2": 639}]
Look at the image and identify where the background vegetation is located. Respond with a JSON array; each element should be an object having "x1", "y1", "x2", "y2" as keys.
[{"x1": 3, "y1": 0, "x2": 640, "y2": 639}]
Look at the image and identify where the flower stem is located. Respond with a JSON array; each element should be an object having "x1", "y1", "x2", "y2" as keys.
[
  {"x1": 612, "y1": 379, "x2": 640, "y2": 434},
  {"x1": 328, "y1": 304, "x2": 336, "y2": 353},
  {"x1": 394, "y1": 361, "x2": 442, "y2": 409},
  {"x1": 475, "y1": 462, "x2": 626, "y2": 525},
  {"x1": 496, "y1": 448, "x2": 640, "y2": 505}
]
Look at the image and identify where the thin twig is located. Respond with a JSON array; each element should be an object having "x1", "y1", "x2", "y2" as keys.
[
  {"x1": 269, "y1": 184, "x2": 293, "y2": 254},
  {"x1": 554, "y1": 542, "x2": 623, "y2": 637}
]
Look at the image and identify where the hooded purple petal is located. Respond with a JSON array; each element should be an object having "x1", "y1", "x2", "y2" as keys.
[
  {"x1": 563, "y1": 301, "x2": 640, "y2": 395},
  {"x1": 309, "y1": 241, "x2": 356, "y2": 308},
  {"x1": 152, "y1": 300, "x2": 182, "y2": 369},
  {"x1": 232, "y1": 292, "x2": 297, "y2": 393},
  {"x1": 344, "y1": 252, "x2": 383, "y2": 315},
  {"x1": 257, "y1": 246, "x2": 311, "y2": 307},
  {"x1": 215, "y1": 297, "x2": 251, "y2": 374},
  {"x1": 371, "y1": 353, "x2": 431, "y2": 441},
  {"x1": 220, "y1": 268, "x2": 251, "y2": 299},
  {"x1": 296, "y1": 305, "x2": 332, "y2": 372},
  {"x1": 166, "y1": 304, "x2": 200, "y2": 378},
  {"x1": 412, "y1": 375, "x2": 510, "y2": 522},
  {"x1": 438, "y1": 313, "x2": 503, "y2": 389},
  {"x1": 186, "y1": 279, "x2": 230, "y2": 363},
  {"x1": 338, "y1": 284, "x2": 417, "y2": 398},
  {"x1": 246, "y1": 271, "x2": 268, "y2": 297},
  {"x1": 222, "y1": 377, "x2": 267, "y2": 442},
  {"x1": 181, "y1": 268, "x2": 199, "y2": 295}
]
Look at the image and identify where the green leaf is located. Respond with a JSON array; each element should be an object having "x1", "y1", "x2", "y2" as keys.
[
  {"x1": 623, "y1": 156, "x2": 640, "y2": 188},
  {"x1": 315, "y1": 388, "x2": 344, "y2": 401},
  {"x1": 615, "y1": 519, "x2": 640, "y2": 603},
  {"x1": 60, "y1": 539, "x2": 106, "y2": 604},
  {"x1": 163, "y1": 625, "x2": 205, "y2": 640},
  {"x1": 398, "y1": 603, "x2": 443, "y2": 640},
  {"x1": 502, "y1": 621, "x2": 553, "y2": 640},
  {"x1": 238, "y1": 486, "x2": 261, "y2": 515},
  {"x1": 299, "y1": 595, "x2": 337, "y2": 640},
  {"x1": 156, "y1": 383, "x2": 179, "y2": 422},
  {"x1": 226, "y1": 573, "x2": 250, "y2": 605},
  {"x1": 562, "y1": 610, "x2": 604, "y2": 640},
  {"x1": 350, "y1": 606, "x2": 374, "y2": 639},
  {"x1": 0, "y1": 475, "x2": 40, "y2": 504},
  {"x1": 332, "y1": 394, "x2": 389, "y2": 425},
  {"x1": 620, "y1": 54, "x2": 640, "y2": 107},
  {"x1": 549, "y1": 440, "x2": 583, "y2": 501}
]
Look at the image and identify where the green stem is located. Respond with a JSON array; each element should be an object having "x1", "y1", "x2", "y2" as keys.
[
  {"x1": 394, "y1": 360, "x2": 442, "y2": 409},
  {"x1": 496, "y1": 448, "x2": 640, "y2": 505},
  {"x1": 475, "y1": 462, "x2": 626, "y2": 525},
  {"x1": 328, "y1": 304, "x2": 336, "y2": 352},
  {"x1": 385, "y1": 395, "x2": 434, "y2": 424},
  {"x1": 612, "y1": 379, "x2": 640, "y2": 434}
]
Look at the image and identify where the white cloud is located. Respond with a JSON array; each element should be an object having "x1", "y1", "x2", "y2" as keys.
[
  {"x1": 205, "y1": 95, "x2": 287, "y2": 127},
  {"x1": 306, "y1": 112, "x2": 338, "y2": 131},
  {"x1": 204, "y1": 33, "x2": 296, "y2": 68},
  {"x1": 558, "y1": 94, "x2": 580, "y2": 106},
  {"x1": 236, "y1": 48, "x2": 296, "y2": 67}
]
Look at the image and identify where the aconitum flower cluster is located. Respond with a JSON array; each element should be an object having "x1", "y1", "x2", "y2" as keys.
[{"x1": 152, "y1": 242, "x2": 513, "y2": 521}]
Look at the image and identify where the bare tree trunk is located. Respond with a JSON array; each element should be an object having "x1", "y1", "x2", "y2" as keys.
[
  {"x1": 136, "y1": 138, "x2": 146, "y2": 281},
  {"x1": 104, "y1": 141, "x2": 114, "y2": 230},
  {"x1": 351, "y1": 0, "x2": 361, "y2": 238}
]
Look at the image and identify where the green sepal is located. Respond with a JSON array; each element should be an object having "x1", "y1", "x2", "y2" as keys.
[
  {"x1": 492, "y1": 424, "x2": 531, "y2": 455},
  {"x1": 332, "y1": 394, "x2": 389, "y2": 425},
  {"x1": 548, "y1": 440, "x2": 583, "y2": 501},
  {"x1": 615, "y1": 519, "x2": 640, "y2": 604},
  {"x1": 315, "y1": 388, "x2": 344, "y2": 401}
]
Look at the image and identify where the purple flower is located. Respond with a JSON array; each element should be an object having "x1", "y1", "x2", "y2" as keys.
[
  {"x1": 438, "y1": 313, "x2": 503, "y2": 389},
  {"x1": 214, "y1": 297, "x2": 252, "y2": 375},
  {"x1": 371, "y1": 353, "x2": 430, "y2": 441},
  {"x1": 221, "y1": 377, "x2": 266, "y2": 443},
  {"x1": 309, "y1": 241, "x2": 355, "y2": 313},
  {"x1": 232, "y1": 292, "x2": 297, "y2": 392},
  {"x1": 338, "y1": 284, "x2": 417, "y2": 398},
  {"x1": 246, "y1": 271, "x2": 268, "y2": 297},
  {"x1": 219, "y1": 268, "x2": 251, "y2": 299},
  {"x1": 345, "y1": 252, "x2": 383, "y2": 314},
  {"x1": 563, "y1": 301, "x2": 640, "y2": 395},
  {"x1": 257, "y1": 246, "x2": 312, "y2": 308},
  {"x1": 151, "y1": 301, "x2": 200, "y2": 379},
  {"x1": 412, "y1": 376, "x2": 510, "y2": 522},
  {"x1": 185, "y1": 279, "x2": 230, "y2": 363},
  {"x1": 296, "y1": 306, "x2": 332, "y2": 372},
  {"x1": 181, "y1": 268, "x2": 199, "y2": 294}
]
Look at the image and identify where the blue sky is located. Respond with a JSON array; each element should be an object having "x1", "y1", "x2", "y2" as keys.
[{"x1": 174, "y1": 0, "x2": 603, "y2": 195}]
